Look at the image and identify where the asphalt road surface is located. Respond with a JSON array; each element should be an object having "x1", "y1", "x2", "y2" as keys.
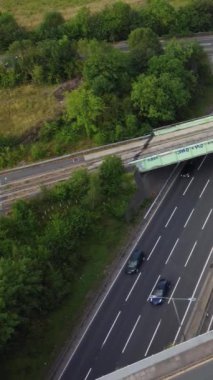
[
  {"x1": 169, "y1": 358, "x2": 213, "y2": 380},
  {"x1": 56, "y1": 153, "x2": 213, "y2": 380}
]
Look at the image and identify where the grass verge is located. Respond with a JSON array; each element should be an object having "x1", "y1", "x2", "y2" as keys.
[
  {"x1": 0, "y1": 202, "x2": 149, "y2": 380},
  {"x1": 0, "y1": 84, "x2": 59, "y2": 137}
]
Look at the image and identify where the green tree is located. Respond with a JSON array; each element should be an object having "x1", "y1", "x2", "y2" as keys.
[
  {"x1": 91, "y1": 1, "x2": 134, "y2": 41},
  {"x1": 31, "y1": 64, "x2": 44, "y2": 84},
  {"x1": 62, "y1": 8, "x2": 92, "y2": 40},
  {"x1": 140, "y1": 0, "x2": 176, "y2": 35},
  {"x1": 128, "y1": 27, "x2": 162, "y2": 75},
  {"x1": 173, "y1": 0, "x2": 213, "y2": 34},
  {"x1": 8, "y1": 39, "x2": 36, "y2": 82},
  {"x1": 36, "y1": 11, "x2": 64, "y2": 40},
  {"x1": 83, "y1": 41, "x2": 130, "y2": 96},
  {"x1": 131, "y1": 73, "x2": 191, "y2": 123},
  {"x1": 65, "y1": 87, "x2": 104, "y2": 137},
  {"x1": 84, "y1": 173, "x2": 101, "y2": 210},
  {"x1": 53, "y1": 169, "x2": 90, "y2": 203},
  {"x1": 0, "y1": 256, "x2": 42, "y2": 348},
  {"x1": 0, "y1": 12, "x2": 25, "y2": 51},
  {"x1": 36, "y1": 36, "x2": 77, "y2": 83},
  {"x1": 100, "y1": 156, "x2": 124, "y2": 198},
  {"x1": 0, "y1": 66, "x2": 17, "y2": 88},
  {"x1": 149, "y1": 40, "x2": 211, "y2": 91}
]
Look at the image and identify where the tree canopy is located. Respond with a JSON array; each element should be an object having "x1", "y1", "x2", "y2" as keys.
[
  {"x1": 65, "y1": 87, "x2": 104, "y2": 137},
  {"x1": 131, "y1": 72, "x2": 191, "y2": 123},
  {"x1": 83, "y1": 41, "x2": 131, "y2": 96}
]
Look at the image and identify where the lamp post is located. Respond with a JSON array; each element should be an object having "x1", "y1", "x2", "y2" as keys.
[{"x1": 162, "y1": 296, "x2": 196, "y2": 342}]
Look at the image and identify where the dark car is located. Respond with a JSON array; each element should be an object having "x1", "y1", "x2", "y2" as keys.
[
  {"x1": 149, "y1": 278, "x2": 171, "y2": 305},
  {"x1": 180, "y1": 161, "x2": 195, "y2": 178},
  {"x1": 125, "y1": 249, "x2": 145, "y2": 274}
]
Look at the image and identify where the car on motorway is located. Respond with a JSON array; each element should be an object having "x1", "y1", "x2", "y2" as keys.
[
  {"x1": 125, "y1": 249, "x2": 145, "y2": 274},
  {"x1": 180, "y1": 160, "x2": 195, "y2": 178},
  {"x1": 149, "y1": 278, "x2": 171, "y2": 305}
]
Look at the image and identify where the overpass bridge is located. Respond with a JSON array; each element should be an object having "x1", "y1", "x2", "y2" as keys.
[
  {"x1": 128, "y1": 115, "x2": 213, "y2": 172},
  {"x1": 0, "y1": 115, "x2": 213, "y2": 211},
  {"x1": 84, "y1": 115, "x2": 213, "y2": 172}
]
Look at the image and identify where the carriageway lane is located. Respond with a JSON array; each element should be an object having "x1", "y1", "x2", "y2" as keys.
[
  {"x1": 59, "y1": 156, "x2": 213, "y2": 380},
  {"x1": 92, "y1": 158, "x2": 213, "y2": 378}
]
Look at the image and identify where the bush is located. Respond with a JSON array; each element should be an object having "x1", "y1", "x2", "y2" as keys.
[
  {"x1": 36, "y1": 11, "x2": 65, "y2": 40},
  {"x1": 0, "y1": 12, "x2": 26, "y2": 52}
]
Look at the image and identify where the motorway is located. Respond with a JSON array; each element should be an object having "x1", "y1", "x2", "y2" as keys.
[{"x1": 55, "y1": 153, "x2": 213, "y2": 380}]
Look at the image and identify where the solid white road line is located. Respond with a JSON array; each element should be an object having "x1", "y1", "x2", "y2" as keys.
[
  {"x1": 184, "y1": 208, "x2": 195, "y2": 228},
  {"x1": 147, "y1": 236, "x2": 161, "y2": 261},
  {"x1": 173, "y1": 246, "x2": 213, "y2": 344},
  {"x1": 101, "y1": 311, "x2": 121, "y2": 348},
  {"x1": 168, "y1": 277, "x2": 181, "y2": 304},
  {"x1": 184, "y1": 241, "x2": 197, "y2": 268},
  {"x1": 125, "y1": 273, "x2": 141, "y2": 302},
  {"x1": 57, "y1": 164, "x2": 180, "y2": 380},
  {"x1": 202, "y1": 209, "x2": 212, "y2": 230},
  {"x1": 122, "y1": 315, "x2": 141, "y2": 354},
  {"x1": 183, "y1": 177, "x2": 194, "y2": 196},
  {"x1": 199, "y1": 179, "x2": 210, "y2": 198},
  {"x1": 197, "y1": 155, "x2": 207, "y2": 171},
  {"x1": 147, "y1": 274, "x2": 161, "y2": 301},
  {"x1": 144, "y1": 164, "x2": 180, "y2": 219},
  {"x1": 165, "y1": 206, "x2": 177, "y2": 228},
  {"x1": 144, "y1": 319, "x2": 161, "y2": 357},
  {"x1": 84, "y1": 368, "x2": 92, "y2": 380},
  {"x1": 165, "y1": 238, "x2": 179, "y2": 264},
  {"x1": 207, "y1": 315, "x2": 213, "y2": 332}
]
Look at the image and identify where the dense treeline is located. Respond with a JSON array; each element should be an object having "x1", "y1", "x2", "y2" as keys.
[
  {"x1": 0, "y1": 0, "x2": 213, "y2": 53},
  {"x1": 0, "y1": 0, "x2": 212, "y2": 87},
  {"x1": 0, "y1": 157, "x2": 135, "y2": 350},
  {"x1": 0, "y1": 36, "x2": 78, "y2": 87}
]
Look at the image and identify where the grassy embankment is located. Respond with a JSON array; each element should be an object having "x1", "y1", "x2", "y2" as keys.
[{"x1": 0, "y1": 84, "x2": 59, "y2": 137}]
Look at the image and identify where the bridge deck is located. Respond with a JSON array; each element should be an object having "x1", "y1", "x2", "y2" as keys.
[{"x1": 84, "y1": 118, "x2": 213, "y2": 162}]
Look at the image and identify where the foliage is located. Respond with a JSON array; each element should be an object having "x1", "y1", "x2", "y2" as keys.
[
  {"x1": 131, "y1": 72, "x2": 191, "y2": 123},
  {"x1": 36, "y1": 11, "x2": 65, "y2": 40},
  {"x1": 131, "y1": 39, "x2": 212, "y2": 124},
  {"x1": 65, "y1": 86, "x2": 104, "y2": 137},
  {"x1": 128, "y1": 27, "x2": 162, "y2": 76},
  {"x1": 0, "y1": 36, "x2": 78, "y2": 87},
  {"x1": 83, "y1": 40, "x2": 131, "y2": 96},
  {"x1": 62, "y1": 8, "x2": 94, "y2": 40},
  {"x1": 173, "y1": 0, "x2": 213, "y2": 34},
  {"x1": 0, "y1": 159, "x2": 134, "y2": 351},
  {"x1": 90, "y1": 1, "x2": 139, "y2": 41},
  {"x1": 99, "y1": 156, "x2": 125, "y2": 198},
  {"x1": 139, "y1": 0, "x2": 176, "y2": 35},
  {"x1": 0, "y1": 12, "x2": 25, "y2": 52}
]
